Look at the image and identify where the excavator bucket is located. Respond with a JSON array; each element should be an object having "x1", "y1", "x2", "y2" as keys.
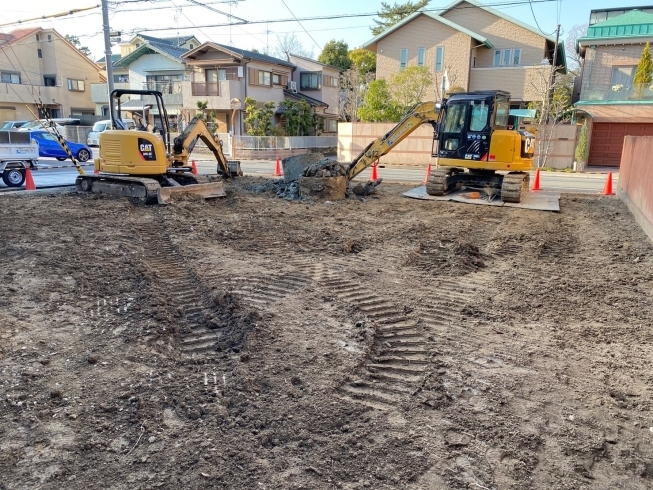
[{"x1": 156, "y1": 182, "x2": 226, "y2": 205}]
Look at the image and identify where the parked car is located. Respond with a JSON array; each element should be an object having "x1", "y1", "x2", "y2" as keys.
[
  {"x1": 18, "y1": 118, "x2": 81, "y2": 132},
  {"x1": 0, "y1": 120, "x2": 28, "y2": 130},
  {"x1": 87, "y1": 119, "x2": 135, "y2": 146},
  {"x1": 28, "y1": 130, "x2": 92, "y2": 162}
]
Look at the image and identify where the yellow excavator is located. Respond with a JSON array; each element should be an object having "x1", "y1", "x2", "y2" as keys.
[
  {"x1": 347, "y1": 90, "x2": 535, "y2": 203},
  {"x1": 76, "y1": 89, "x2": 241, "y2": 204}
]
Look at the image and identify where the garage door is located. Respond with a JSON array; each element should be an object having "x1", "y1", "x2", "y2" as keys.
[{"x1": 589, "y1": 123, "x2": 653, "y2": 166}]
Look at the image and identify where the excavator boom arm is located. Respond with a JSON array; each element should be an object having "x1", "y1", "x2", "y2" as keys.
[
  {"x1": 173, "y1": 117, "x2": 231, "y2": 176},
  {"x1": 347, "y1": 102, "x2": 440, "y2": 180}
]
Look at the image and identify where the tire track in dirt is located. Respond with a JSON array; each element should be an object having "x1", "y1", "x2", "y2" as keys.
[
  {"x1": 203, "y1": 272, "x2": 310, "y2": 307},
  {"x1": 137, "y1": 224, "x2": 224, "y2": 356}
]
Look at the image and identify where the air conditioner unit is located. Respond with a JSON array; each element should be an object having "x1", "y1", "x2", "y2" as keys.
[{"x1": 289, "y1": 81, "x2": 297, "y2": 93}]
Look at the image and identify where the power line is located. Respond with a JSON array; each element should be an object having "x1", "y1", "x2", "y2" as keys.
[
  {"x1": 280, "y1": 0, "x2": 322, "y2": 52},
  {"x1": 125, "y1": 0, "x2": 559, "y2": 33}
]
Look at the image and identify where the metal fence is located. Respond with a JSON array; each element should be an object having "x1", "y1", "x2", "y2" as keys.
[{"x1": 233, "y1": 136, "x2": 338, "y2": 150}]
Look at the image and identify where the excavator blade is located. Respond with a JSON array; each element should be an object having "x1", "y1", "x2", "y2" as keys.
[{"x1": 156, "y1": 182, "x2": 226, "y2": 205}]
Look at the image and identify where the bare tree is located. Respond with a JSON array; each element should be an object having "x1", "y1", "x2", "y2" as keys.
[
  {"x1": 273, "y1": 33, "x2": 314, "y2": 61},
  {"x1": 339, "y1": 68, "x2": 376, "y2": 121},
  {"x1": 565, "y1": 24, "x2": 587, "y2": 75},
  {"x1": 528, "y1": 68, "x2": 575, "y2": 168}
]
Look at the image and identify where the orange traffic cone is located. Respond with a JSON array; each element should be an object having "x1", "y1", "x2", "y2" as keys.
[
  {"x1": 191, "y1": 160, "x2": 198, "y2": 175},
  {"x1": 421, "y1": 162, "x2": 432, "y2": 185},
  {"x1": 25, "y1": 167, "x2": 36, "y2": 191},
  {"x1": 602, "y1": 172, "x2": 614, "y2": 195},
  {"x1": 274, "y1": 157, "x2": 282, "y2": 177},
  {"x1": 531, "y1": 167, "x2": 541, "y2": 191},
  {"x1": 371, "y1": 161, "x2": 379, "y2": 181}
]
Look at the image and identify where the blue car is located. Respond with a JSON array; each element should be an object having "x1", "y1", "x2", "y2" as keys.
[{"x1": 28, "y1": 130, "x2": 92, "y2": 162}]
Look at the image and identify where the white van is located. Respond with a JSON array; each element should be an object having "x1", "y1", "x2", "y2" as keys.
[{"x1": 87, "y1": 119, "x2": 135, "y2": 147}]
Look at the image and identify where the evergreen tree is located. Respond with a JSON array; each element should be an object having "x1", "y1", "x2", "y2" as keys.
[
  {"x1": 358, "y1": 79, "x2": 403, "y2": 122},
  {"x1": 348, "y1": 48, "x2": 376, "y2": 75},
  {"x1": 371, "y1": 0, "x2": 430, "y2": 36},
  {"x1": 575, "y1": 120, "x2": 589, "y2": 163},
  {"x1": 318, "y1": 40, "x2": 352, "y2": 71},
  {"x1": 634, "y1": 42, "x2": 653, "y2": 98}
]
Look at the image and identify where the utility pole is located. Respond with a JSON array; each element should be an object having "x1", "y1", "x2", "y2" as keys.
[
  {"x1": 546, "y1": 24, "x2": 561, "y2": 124},
  {"x1": 101, "y1": 0, "x2": 115, "y2": 121}
]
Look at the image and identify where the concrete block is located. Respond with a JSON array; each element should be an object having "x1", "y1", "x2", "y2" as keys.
[
  {"x1": 282, "y1": 153, "x2": 324, "y2": 183},
  {"x1": 299, "y1": 176, "x2": 347, "y2": 200}
]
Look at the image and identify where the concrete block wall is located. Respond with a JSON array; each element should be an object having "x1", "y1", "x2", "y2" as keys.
[{"x1": 618, "y1": 135, "x2": 653, "y2": 243}]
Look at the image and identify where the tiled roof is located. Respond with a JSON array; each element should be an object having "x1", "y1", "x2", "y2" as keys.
[
  {"x1": 0, "y1": 27, "x2": 40, "y2": 49},
  {"x1": 283, "y1": 89, "x2": 328, "y2": 107},
  {"x1": 137, "y1": 34, "x2": 196, "y2": 47},
  {"x1": 580, "y1": 9, "x2": 653, "y2": 41},
  {"x1": 208, "y1": 43, "x2": 295, "y2": 68},
  {"x1": 96, "y1": 54, "x2": 121, "y2": 64},
  {"x1": 114, "y1": 41, "x2": 190, "y2": 68}
]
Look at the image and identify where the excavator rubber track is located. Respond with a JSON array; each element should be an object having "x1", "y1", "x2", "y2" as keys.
[
  {"x1": 75, "y1": 173, "x2": 225, "y2": 204},
  {"x1": 500, "y1": 172, "x2": 529, "y2": 203},
  {"x1": 425, "y1": 167, "x2": 464, "y2": 196}
]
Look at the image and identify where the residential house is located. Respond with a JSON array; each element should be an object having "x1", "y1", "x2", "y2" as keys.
[
  {"x1": 576, "y1": 7, "x2": 653, "y2": 167},
  {"x1": 363, "y1": 0, "x2": 565, "y2": 108},
  {"x1": 0, "y1": 27, "x2": 104, "y2": 122},
  {"x1": 288, "y1": 54, "x2": 340, "y2": 134},
  {"x1": 91, "y1": 34, "x2": 200, "y2": 127},
  {"x1": 182, "y1": 44, "x2": 338, "y2": 135}
]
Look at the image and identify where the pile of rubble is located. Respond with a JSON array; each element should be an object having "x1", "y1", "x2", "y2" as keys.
[
  {"x1": 249, "y1": 179, "x2": 301, "y2": 200},
  {"x1": 302, "y1": 158, "x2": 348, "y2": 178}
]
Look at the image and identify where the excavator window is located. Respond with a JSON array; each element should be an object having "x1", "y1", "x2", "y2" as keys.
[
  {"x1": 441, "y1": 103, "x2": 466, "y2": 151},
  {"x1": 469, "y1": 101, "x2": 489, "y2": 132}
]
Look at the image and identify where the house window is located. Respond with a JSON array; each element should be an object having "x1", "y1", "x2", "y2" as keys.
[
  {"x1": 36, "y1": 34, "x2": 40, "y2": 42},
  {"x1": 323, "y1": 75, "x2": 339, "y2": 87},
  {"x1": 43, "y1": 75, "x2": 56, "y2": 87},
  {"x1": 494, "y1": 48, "x2": 522, "y2": 66},
  {"x1": 113, "y1": 74, "x2": 129, "y2": 83},
  {"x1": 435, "y1": 46, "x2": 444, "y2": 72},
  {"x1": 146, "y1": 74, "x2": 182, "y2": 92},
  {"x1": 1, "y1": 72, "x2": 21, "y2": 84},
  {"x1": 68, "y1": 79, "x2": 85, "y2": 91},
  {"x1": 189, "y1": 44, "x2": 194, "y2": 49},
  {"x1": 47, "y1": 34, "x2": 52, "y2": 42},
  {"x1": 272, "y1": 73, "x2": 281, "y2": 85},
  {"x1": 37, "y1": 49, "x2": 42, "y2": 58},
  {"x1": 324, "y1": 119, "x2": 337, "y2": 132},
  {"x1": 400, "y1": 48, "x2": 408, "y2": 70},
  {"x1": 258, "y1": 70, "x2": 271, "y2": 86},
  {"x1": 300, "y1": 72, "x2": 322, "y2": 90},
  {"x1": 417, "y1": 47, "x2": 425, "y2": 67},
  {"x1": 611, "y1": 66, "x2": 635, "y2": 88}
]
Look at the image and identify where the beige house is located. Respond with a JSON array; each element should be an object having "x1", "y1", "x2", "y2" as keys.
[
  {"x1": 0, "y1": 27, "x2": 104, "y2": 123},
  {"x1": 363, "y1": 0, "x2": 565, "y2": 107},
  {"x1": 181, "y1": 44, "x2": 338, "y2": 135}
]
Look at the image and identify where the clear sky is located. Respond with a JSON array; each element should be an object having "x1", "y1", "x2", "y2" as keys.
[{"x1": 0, "y1": 0, "x2": 634, "y2": 62}]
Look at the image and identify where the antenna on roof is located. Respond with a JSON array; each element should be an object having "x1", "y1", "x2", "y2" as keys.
[{"x1": 174, "y1": 8, "x2": 182, "y2": 47}]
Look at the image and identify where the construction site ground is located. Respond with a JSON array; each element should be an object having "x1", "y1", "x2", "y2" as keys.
[{"x1": 1, "y1": 178, "x2": 652, "y2": 490}]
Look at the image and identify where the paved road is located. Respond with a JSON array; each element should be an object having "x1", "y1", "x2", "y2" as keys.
[{"x1": 0, "y1": 154, "x2": 617, "y2": 195}]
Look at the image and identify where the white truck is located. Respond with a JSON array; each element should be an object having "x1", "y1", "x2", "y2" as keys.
[{"x1": 0, "y1": 131, "x2": 39, "y2": 187}]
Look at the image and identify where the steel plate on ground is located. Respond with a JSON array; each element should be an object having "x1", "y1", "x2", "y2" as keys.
[{"x1": 402, "y1": 185, "x2": 560, "y2": 212}]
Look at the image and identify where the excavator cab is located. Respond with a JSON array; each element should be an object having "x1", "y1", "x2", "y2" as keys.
[{"x1": 434, "y1": 91, "x2": 534, "y2": 172}]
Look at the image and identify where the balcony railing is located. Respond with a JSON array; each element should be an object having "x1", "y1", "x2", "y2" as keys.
[
  {"x1": 580, "y1": 83, "x2": 653, "y2": 103},
  {"x1": 192, "y1": 82, "x2": 220, "y2": 97},
  {"x1": 142, "y1": 81, "x2": 182, "y2": 94}
]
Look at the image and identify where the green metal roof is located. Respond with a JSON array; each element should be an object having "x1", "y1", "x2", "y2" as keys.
[{"x1": 579, "y1": 9, "x2": 653, "y2": 41}]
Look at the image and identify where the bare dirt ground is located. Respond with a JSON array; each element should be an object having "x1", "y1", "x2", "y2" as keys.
[{"x1": 1, "y1": 180, "x2": 652, "y2": 490}]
